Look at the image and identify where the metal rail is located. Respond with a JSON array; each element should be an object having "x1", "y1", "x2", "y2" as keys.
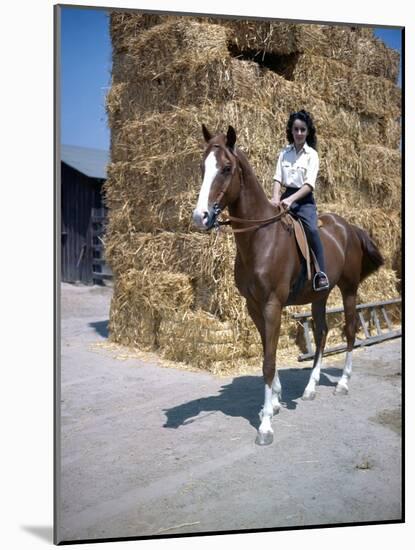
[{"x1": 293, "y1": 298, "x2": 401, "y2": 361}]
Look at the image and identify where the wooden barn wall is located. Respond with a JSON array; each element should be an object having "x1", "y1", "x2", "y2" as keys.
[{"x1": 61, "y1": 163, "x2": 102, "y2": 284}]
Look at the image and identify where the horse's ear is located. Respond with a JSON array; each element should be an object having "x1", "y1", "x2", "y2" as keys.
[
  {"x1": 202, "y1": 124, "x2": 212, "y2": 143},
  {"x1": 226, "y1": 125, "x2": 237, "y2": 151}
]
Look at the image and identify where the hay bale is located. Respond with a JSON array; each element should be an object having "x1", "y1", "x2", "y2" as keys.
[
  {"x1": 104, "y1": 160, "x2": 199, "y2": 233},
  {"x1": 360, "y1": 145, "x2": 402, "y2": 208},
  {"x1": 104, "y1": 230, "x2": 244, "y2": 321},
  {"x1": 108, "y1": 276, "x2": 157, "y2": 350},
  {"x1": 292, "y1": 54, "x2": 401, "y2": 118},
  {"x1": 320, "y1": 26, "x2": 399, "y2": 82},
  {"x1": 359, "y1": 113, "x2": 401, "y2": 150},
  {"x1": 226, "y1": 21, "x2": 329, "y2": 56},
  {"x1": 108, "y1": 266, "x2": 194, "y2": 348},
  {"x1": 158, "y1": 310, "x2": 241, "y2": 371},
  {"x1": 111, "y1": 20, "x2": 230, "y2": 81},
  {"x1": 355, "y1": 35, "x2": 400, "y2": 83},
  {"x1": 110, "y1": 11, "x2": 179, "y2": 53},
  {"x1": 316, "y1": 142, "x2": 401, "y2": 211},
  {"x1": 317, "y1": 138, "x2": 362, "y2": 200}
]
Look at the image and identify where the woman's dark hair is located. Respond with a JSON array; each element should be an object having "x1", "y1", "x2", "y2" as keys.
[{"x1": 286, "y1": 110, "x2": 317, "y2": 150}]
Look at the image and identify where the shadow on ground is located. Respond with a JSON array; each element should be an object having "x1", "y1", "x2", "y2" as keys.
[
  {"x1": 89, "y1": 320, "x2": 109, "y2": 338},
  {"x1": 163, "y1": 367, "x2": 342, "y2": 431}
]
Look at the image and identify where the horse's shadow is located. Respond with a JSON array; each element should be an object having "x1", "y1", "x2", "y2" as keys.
[{"x1": 163, "y1": 367, "x2": 342, "y2": 431}]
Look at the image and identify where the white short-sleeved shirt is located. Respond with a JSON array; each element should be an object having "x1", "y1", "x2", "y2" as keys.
[{"x1": 273, "y1": 142, "x2": 319, "y2": 189}]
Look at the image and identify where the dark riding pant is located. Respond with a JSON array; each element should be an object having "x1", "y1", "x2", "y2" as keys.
[{"x1": 281, "y1": 187, "x2": 326, "y2": 274}]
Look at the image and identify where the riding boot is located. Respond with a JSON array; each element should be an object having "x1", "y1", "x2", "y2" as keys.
[{"x1": 307, "y1": 229, "x2": 329, "y2": 291}]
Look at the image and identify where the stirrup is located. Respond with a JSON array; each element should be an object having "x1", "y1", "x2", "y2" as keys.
[{"x1": 313, "y1": 271, "x2": 329, "y2": 292}]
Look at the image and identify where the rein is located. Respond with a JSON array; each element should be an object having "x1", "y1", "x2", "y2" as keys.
[
  {"x1": 212, "y1": 148, "x2": 289, "y2": 233},
  {"x1": 217, "y1": 209, "x2": 289, "y2": 233}
]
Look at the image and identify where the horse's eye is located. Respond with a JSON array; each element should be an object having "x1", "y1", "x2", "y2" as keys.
[{"x1": 222, "y1": 165, "x2": 231, "y2": 174}]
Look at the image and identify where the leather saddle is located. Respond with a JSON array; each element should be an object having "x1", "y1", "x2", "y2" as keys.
[{"x1": 285, "y1": 214, "x2": 323, "y2": 281}]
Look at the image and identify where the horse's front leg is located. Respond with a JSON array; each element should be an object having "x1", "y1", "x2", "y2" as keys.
[{"x1": 256, "y1": 298, "x2": 282, "y2": 446}]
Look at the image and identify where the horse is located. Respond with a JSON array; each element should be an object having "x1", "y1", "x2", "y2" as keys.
[{"x1": 192, "y1": 124, "x2": 384, "y2": 446}]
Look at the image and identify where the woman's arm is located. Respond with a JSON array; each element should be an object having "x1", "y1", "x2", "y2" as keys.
[
  {"x1": 270, "y1": 152, "x2": 284, "y2": 206},
  {"x1": 270, "y1": 179, "x2": 281, "y2": 206},
  {"x1": 281, "y1": 184, "x2": 313, "y2": 209}
]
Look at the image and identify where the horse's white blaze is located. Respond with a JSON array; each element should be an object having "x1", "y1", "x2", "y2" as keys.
[{"x1": 194, "y1": 151, "x2": 219, "y2": 218}]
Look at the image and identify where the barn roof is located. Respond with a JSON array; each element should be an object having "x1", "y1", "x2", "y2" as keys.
[{"x1": 61, "y1": 145, "x2": 109, "y2": 180}]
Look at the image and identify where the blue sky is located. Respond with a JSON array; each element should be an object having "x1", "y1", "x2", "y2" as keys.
[
  {"x1": 60, "y1": 6, "x2": 402, "y2": 151},
  {"x1": 61, "y1": 8, "x2": 111, "y2": 151}
]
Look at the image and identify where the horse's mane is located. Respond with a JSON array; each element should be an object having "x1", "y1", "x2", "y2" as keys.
[{"x1": 235, "y1": 146, "x2": 269, "y2": 201}]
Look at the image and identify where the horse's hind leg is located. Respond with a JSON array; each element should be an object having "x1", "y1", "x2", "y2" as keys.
[
  {"x1": 302, "y1": 297, "x2": 328, "y2": 401},
  {"x1": 335, "y1": 287, "x2": 358, "y2": 395}
]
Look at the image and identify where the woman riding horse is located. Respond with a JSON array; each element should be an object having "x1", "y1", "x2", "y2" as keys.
[
  {"x1": 271, "y1": 110, "x2": 329, "y2": 292},
  {"x1": 193, "y1": 124, "x2": 383, "y2": 446}
]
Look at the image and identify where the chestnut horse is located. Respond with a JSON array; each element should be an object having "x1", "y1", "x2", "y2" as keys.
[{"x1": 193, "y1": 125, "x2": 384, "y2": 446}]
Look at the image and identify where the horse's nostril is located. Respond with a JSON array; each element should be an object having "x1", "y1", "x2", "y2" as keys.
[{"x1": 193, "y1": 209, "x2": 209, "y2": 229}]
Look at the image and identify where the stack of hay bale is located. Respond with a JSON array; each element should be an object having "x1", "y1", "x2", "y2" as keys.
[{"x1": 105, "y1": 12, "x2": 401, "y2": 372}]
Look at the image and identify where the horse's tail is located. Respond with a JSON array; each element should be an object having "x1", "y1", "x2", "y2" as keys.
[{"x1": 352, "y1": 225, "x2": 384, "y2": 281}]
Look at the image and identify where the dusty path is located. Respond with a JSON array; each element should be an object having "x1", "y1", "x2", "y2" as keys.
[{"x1": 57, "y1": 283, "x2": 402, "y2": 543}]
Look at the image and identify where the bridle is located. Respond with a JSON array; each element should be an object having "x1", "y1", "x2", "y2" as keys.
[{"x1": 209, "y1": 146, "x2": 290, "y2": 234}]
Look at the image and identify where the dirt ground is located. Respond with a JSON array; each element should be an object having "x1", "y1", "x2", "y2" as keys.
[{"x1": 57, "y1": 283, "x2": 402, "y2": 543}]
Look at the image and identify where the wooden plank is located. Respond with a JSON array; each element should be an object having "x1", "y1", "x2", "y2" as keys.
[
  {"x1": 298, "y1": 330, "x2": 401, "y2": 361},
  {"x1": 302, "y1": 320, "x2": 313, "y2": 355},
  {"x1": 92, "y1": 272, "x2": 113, "y2": 280},
  {"x1": 371, "y1": 308, "x2": 382, "y2": 336},
  {"x1": 358, "y1": 312, "x2": 370, "y2": 338},
  {"x1": 292, "y1": 297, "x2": 401, "y2": 320},
  {"x1": 381, "y1": 306, "x2": 393, "y2": 330}
]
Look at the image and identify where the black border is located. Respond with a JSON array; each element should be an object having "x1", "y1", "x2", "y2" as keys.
[
  {"x1": 54, "y1": 3, "x2": 405, "y2": 546},
  {"x1": 57, "y1": 519, "x2": 403, "y2": 546}
]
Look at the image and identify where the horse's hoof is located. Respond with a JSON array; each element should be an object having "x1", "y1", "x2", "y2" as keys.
[
  {"x1": 255, "y1": 430, "x2": 274, "y2": 446},
  {"x1": 302, "y1": 390, "x2": 316, "y2": 401},
  {"x1": 272, "y1": 402, "x2": 281, "y2": 414},
  {"x1": 334, "y1": 384, "x2": 348, "y2": 396}
]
